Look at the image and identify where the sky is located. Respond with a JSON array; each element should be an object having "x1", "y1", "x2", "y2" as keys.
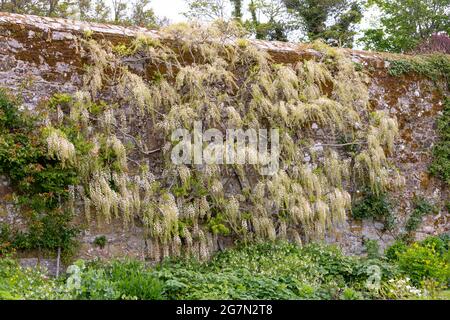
[
  {"x1": 149, "y1": 0, "x2": 189, "y2": 23},
  {"x1": 147, "y1": 1, "x2": 380, "y2": 31}
]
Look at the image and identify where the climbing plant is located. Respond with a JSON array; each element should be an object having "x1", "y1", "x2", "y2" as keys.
[
  {"x1": 430, "y1": 98, "x2": 450, "y2": 186},
  {"x1": 388, "y1": 54, "x2": 450, "y2": 91},
  {"x1": 2, "y1": 22, "x2": 404, "y2": 261},
  {"x1": 405, "y1": 196, "x2": 437, "y2": 233}
]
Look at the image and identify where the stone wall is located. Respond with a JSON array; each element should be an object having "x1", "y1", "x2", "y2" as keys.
[{"x1": 0, "y1": 13, "x2": 448, "y2": 260}]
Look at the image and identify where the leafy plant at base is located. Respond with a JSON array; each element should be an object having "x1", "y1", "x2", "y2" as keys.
[
  {"x1": 385, "y1": 240, "x2": 408, "y2": 261},
  {"x1": 363, "y1": 239, "x2": 380, "y2": 259},
  {"x1": 0, "y1": 258, "x2": 63, "y2": 300},
  {"x1": 396, "y1": 240, "x2": 450, "y2": 287},
  {"x1": 2, "y1": 238, "x2": 449, "y2": 300}
]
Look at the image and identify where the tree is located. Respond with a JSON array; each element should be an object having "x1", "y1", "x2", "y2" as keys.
[
  {"x1": 283, "y1": 0, "x2": 364, "y2": 47},
  {"x1": 184, "y1": 0, "x2": 230, "y2": 21},
  {"x1": 248, "y1": 0, "x2": 295, "y2": 41},
  {"x1": 0, "y1": 0, "x2": 170, "y2": 29},
  {"x1": 0, "y1": 0, "x2": 28, "y2": 13},
  {"x1": 92, "y1": 0, "x2": 110, "y2": 23},
  {"x1": 112, "y1": 0, "x2": 127, "y2": 23},
  {"x1": 361, "y1": 0, "x2": 450, "y2": 53},
  {"x1": 76, "y1": 0, "x2": 91, "y2": 20},
  {"x1": 0, "y1": 0, "x2": 69, "y2": 16},
  {"x1": 183, "y1": 0, "x2": 294, "y2": 41},
  {"x1": 230, "y1": 0, "x2": 242, "y2": 20},
  {"x1": 130, "y1": 0, "x2": 158, "y2": 27}
]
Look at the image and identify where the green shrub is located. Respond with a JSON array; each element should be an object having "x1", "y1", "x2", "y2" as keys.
[
  {"x1": 93, "y1": 236, "x2": 107, "y2": 249},
  {"x1": 397, "y1": 242, "x2": 450, "y2": 287},
  {"x1": 12, "y1": 211, "x2": 79, "y2": 256},
  {"x1": 352, "y1": 191, "x2": 394, "y2": 230},
  {"x1": 0, "y1": 90, "x2": 81, "y2": 257},
  {"x1": 48, "y1": 93, "x2": 73, "y2": 110},
  {"x1": 66, "y1": 260, "x2": 164, "y2": 300},
  {"x1": 1, "y1": 238, "x2": 449, "y2": 300},
  {"x1": 0, "y1": 258, "x2": 62, "y2": 299},
  {"x1": 438, "y1": 233, "x2": 450, "y2": 250},
  {"x1": 60, "y1": 242, "x2": 371, "y2": 300},
  {"x1": 420, "y1": 236, "x2": 448, "y2": 255},
  {"x1": 107, "y1": 260, "x2": 164, "y2": 300},
  {"x1": 341, "y1": 287, "x2": 363, "y2": 300},
  {"x1": 385, "y1": 240, "x2": 408, "y2": 261},
  {"x1": 0, "y1": 224, "x2": 14, "y2": 256},
  {"x1": 363, "y1": 239, "x2": 380, "y2": 259}
]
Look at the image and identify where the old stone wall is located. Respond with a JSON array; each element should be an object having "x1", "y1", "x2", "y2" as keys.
[{"x1": 0, "y1": 13, "x2": 448, "y2": 260}]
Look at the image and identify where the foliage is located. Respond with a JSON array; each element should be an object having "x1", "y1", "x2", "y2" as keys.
[
  {"x1": 0, "y1": 224, "x2": 14, "y2": 256},
  {"x1": 0, "y1": 258, "x2": 63, "y2": 300},
  {"x1": 129, "y1": 0, "x2": 160, "y2": 28},
  {"x1": 246, "y1": 0, "x2": 295, "y2": 41},
  {"x1": 283, "y1": 0, "x2": 363, "y2": 47},
  {"x1": 405, "y1": 197, "x2": 437, "y2": 233},
  {"x1": 65, "y1": 259, "x2": 164, "y2": 300},
  {"x1": 363, "y1": 239, "x2": 380, "y2": 259},
  {"x1": 396, "y1": 240, "x2": 450, "y2": 287},
  {"x1": 230, "y1": 0, "x2": 243, "y2": 21},
  {"x1": 97, "y1": 242, "x2": 369, "y2": 300},
  {"x1": 48, "y1": 93, "x2": 73, "y2": 110},
  {"x1": 387, "y1": 55, "x2": 450, "y2": 87},
  {"x1": 1, "y1": 238, "x2": 449, "y2": 300},
  {"x1": 12, "y1": 211, "x2": 79, "y2": 256},
  {"x1": 184, "y1": 0, "x2": 294, "y2": 41},
  {"x1": 71, "y1": 26, "x2": 403, "y2": 261},
  {"x1": 430, "y1": 98, "x2": 450, "y2": 185},
  {"x1": 0, "y1": 90, "x2": 78, "y2": 210},
  {"x1": 361, "y1": 0, "x2": 450, "y2": 53},
  {"x1": 0, "y1": 90, "x2": 81, "y2": 256},
  {"x1": 93, "y1": 235, "x2": 108, "y2": 249},
  {"x1": 386, "y1": 236, "x2": 450, "y2": 288},
  {"x1": 352, "y1": 191, "x2": 394, "y2": 230},
  {"x1": 183, "y1": 0, "x2": 364, "y2": 45},
  {"x1": 0, "y1": 0, "x2": 163, "y2": 28},
  {"x1": 385, "y1": 240, "x2": 408, "y2": 261}
]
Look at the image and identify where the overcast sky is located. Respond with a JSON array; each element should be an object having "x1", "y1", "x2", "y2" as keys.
[
  {"x1": 148, "y1": 1, "x2": 380, "y2": 31},
  {"x1": 149, "y1": 0, "x2": 188, "y2": 23}
]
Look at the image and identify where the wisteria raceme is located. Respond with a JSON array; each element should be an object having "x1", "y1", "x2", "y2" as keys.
[
  {"x1": 61, "y1": 23, "x2": 405, "y2": 260},
  {"x1": 46, "y1": 129, "x2": 76, "y2": 167}
]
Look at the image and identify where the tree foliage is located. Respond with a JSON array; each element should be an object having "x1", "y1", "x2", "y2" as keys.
[
  {"x1": 361, "y1": 0, "x2": 450, "y2": 53},
  {"x1": 184, "y1": 0, "x2": 231, "y2": 20},
  {"x1": 183, "y1": 0, "x2": 363, "y2": 45},
  {"x1": 248, "y1": 0, "x2": 295, "y2": 41},
  {"x1": 0, "y1": 0, "x2": 161, "y2": 28},
  {"x1": 283, "y1": 0, "x2": 364, "y2": 47}
]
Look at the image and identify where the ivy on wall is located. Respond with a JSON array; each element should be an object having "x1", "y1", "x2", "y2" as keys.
[{"x1": 430, "y1": 98, "x2": 450, "y2": 187}]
